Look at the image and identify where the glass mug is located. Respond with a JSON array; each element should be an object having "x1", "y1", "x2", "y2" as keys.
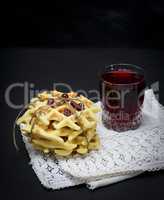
[{"x1": 100, "y1": 64, "x2": 146, "y2": 132}]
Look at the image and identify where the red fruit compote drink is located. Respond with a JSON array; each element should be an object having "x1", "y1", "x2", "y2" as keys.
[{"x1": 100, "y1": 64, "x2": 146, "y2": 131}]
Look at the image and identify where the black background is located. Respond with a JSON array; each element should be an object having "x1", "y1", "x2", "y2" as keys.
[
  {"x1": 1, "y1": 0, "x2": 164, "y2": 48},
  {"x1": 1, "y1": 1, "x2": 164, "y2": 200}
]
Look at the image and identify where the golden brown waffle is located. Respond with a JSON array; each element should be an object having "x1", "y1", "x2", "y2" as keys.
[{"x1": 17, "y1": 90, "x2": 100, "y2": 156}]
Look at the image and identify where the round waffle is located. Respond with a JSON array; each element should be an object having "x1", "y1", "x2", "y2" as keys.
[{"x1": 17, "y1": 90, "x2": 100, "y2": 156}]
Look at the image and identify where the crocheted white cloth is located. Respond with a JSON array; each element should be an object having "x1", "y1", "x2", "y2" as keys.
[{"x1": 22, "y1": 89, "x2": 164, "y2": 189}]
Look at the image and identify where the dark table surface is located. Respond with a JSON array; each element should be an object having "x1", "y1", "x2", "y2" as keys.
[{"x1": 1, "y1": 48, "x2": 164, "y2": 200}]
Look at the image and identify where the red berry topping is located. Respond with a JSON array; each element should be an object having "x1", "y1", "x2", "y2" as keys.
[
  {"x1": 61, "y1": 93, "x2": 69, "y2": 98},
  {"x1": 47, "y1": 98, "x2": 55, "y2": 105},
  {"x1": 70, "y1": 101, "x2": 84, "y2": 111},
  {"x1": 63, "y1": 108, "x2": 72, "y2": 116}
]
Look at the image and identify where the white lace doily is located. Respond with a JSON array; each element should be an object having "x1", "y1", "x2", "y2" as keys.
[
  {"x1": 23, "y1": 137, "x2": 83, "y2": 189},
  {"x1": 22, "y1": 89, "x2": 164, "y2": 189},
  {"x1": 59, "y1": 90, "x2": 164, "y2": 180}
]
